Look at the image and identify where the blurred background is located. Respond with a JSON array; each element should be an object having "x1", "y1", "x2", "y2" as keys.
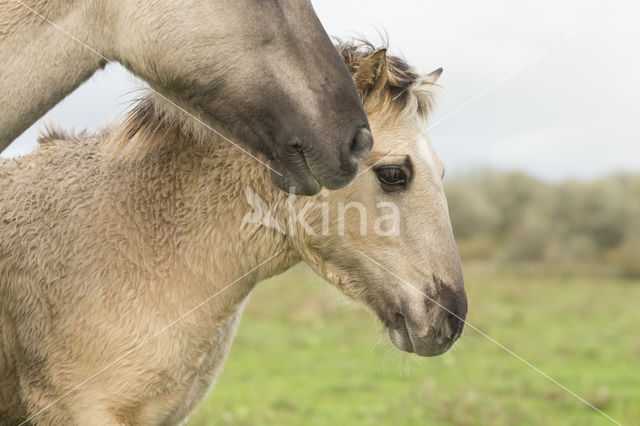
[{"x1": 4, "y1": 0, "x2": 639, "y2": 424}]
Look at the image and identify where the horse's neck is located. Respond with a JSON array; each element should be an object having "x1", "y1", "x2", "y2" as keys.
[
  {"x1": 132, "y1": 140, "x2": 300, "y2": 301},
  {"x1": 0, "y1": 1, "x2": 104, "y2": 149}
]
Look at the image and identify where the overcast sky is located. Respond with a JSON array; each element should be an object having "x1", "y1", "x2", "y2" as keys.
[{"x1": 4, "y1": 0, "x2": 639, "y2": 180}]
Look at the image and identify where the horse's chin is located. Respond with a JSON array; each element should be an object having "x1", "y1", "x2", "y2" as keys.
[{"x1": 269, "y1": 148, "x2": 322, "y2": 196}]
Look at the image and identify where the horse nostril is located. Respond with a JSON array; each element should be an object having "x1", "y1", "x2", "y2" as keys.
[
  {"x1": 448, "y1": 288, "x2": 467, "y2": 340},
  {"x1": 446, "y1": 313, "x2": 465, "y2": 340},
  {"x1": 349, "y1": 127, "x2": 373, "y2": 161},
  {"x1": 334, "y1": 127, "x2": 373, "y2": 181}
]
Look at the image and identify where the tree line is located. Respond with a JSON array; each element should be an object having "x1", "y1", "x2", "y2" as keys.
[{"x1": 445, "y1": 171, "x2": 640, "y2": 278}]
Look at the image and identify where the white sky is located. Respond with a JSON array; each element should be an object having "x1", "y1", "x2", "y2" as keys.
[{"x1": 4, "y1": 0, "x2": 639, "y2": 180}]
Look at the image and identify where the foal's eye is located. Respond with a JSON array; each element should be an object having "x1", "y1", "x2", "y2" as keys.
[{"x1": 375, "y1": 166, "x2": 407, "y2": 190}]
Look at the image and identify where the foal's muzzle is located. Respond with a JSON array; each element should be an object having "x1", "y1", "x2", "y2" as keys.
[{"x1": 389, "y1": 286, "x2": 467, "y2": 357}]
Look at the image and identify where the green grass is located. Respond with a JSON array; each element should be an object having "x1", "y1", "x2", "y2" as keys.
[{"x1": 188, "y1": 264, "x2": 640, "y2": 426}]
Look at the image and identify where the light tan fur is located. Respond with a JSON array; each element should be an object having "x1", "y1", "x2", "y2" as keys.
[{"x1": 0, "y1": 43, "x2": 465, "y2": 424}]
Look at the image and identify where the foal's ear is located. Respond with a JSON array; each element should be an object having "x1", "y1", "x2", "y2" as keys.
[
  {"x1": 424, "y1": 67, "x2": 443, "y2": 84},
  {"x1": 354, "y1": 48, "x2": 388, "y2": 101}
]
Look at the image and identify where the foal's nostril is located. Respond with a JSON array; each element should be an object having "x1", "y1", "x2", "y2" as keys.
[
  {"x1": 452, "y1": 288, "x2": 467, "y2": 338},
  {"x1": 349, "y1": 127, "x2": 373, "y2": 160},
  {"x1": 442, "y1": 289, "x2": 467, "y2": 341},
  {"x1": 446, "y1": 314, "x2": 465, "y2": 340}
]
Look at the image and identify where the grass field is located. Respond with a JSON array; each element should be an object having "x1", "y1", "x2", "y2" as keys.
[{"x1": 188, "y1": 264, "x2": 640, "y2": 426}]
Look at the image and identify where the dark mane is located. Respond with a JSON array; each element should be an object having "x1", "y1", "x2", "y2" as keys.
[
  {"x1": 102, "y1": 95, "x2": 206, "y2": 158},
  {"x1": 336, "y1": 39, "x2": 439, "y2": 124},
  {"x1": 37, "y1": 124, "x2": 90, "y2": 145}
]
